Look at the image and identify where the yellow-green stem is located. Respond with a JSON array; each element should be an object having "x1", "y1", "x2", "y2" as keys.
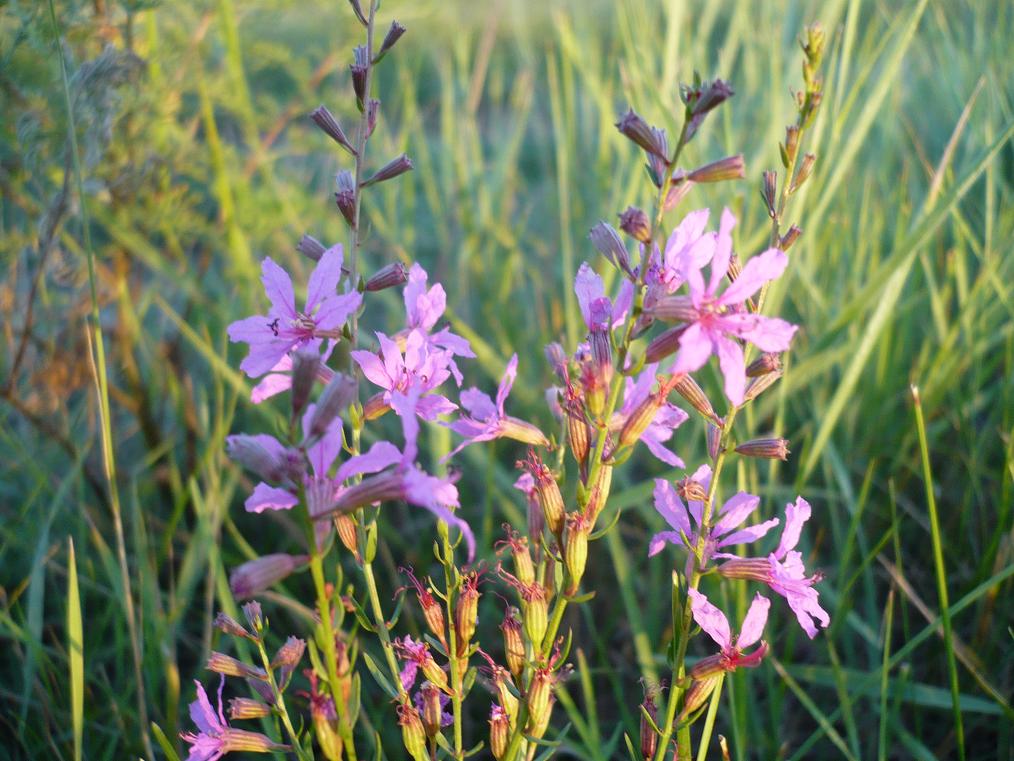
[
  {"x1": 440, "y1": 528, "x2": 465, "y2": 758},
  {"x1": 254, "y1": 636, "x2": 314, "y2": 761}
]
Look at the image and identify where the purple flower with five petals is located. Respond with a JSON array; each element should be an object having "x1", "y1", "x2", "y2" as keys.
[
  {"x1": 688, "y1": 590, "x2": 770, "y2": 673},
  {"x1": 181, "y1": 677, "x2": 282, "y2": 760},
  {"x1": 648, "y1": 464, "x2": 780, "y2": 568},
  {"x1": 717, "y1": 496, "x2": 830, "y2": 638},
  {"x1": 445, "y1": 354, "x2": 550, "y2": 458},
  {"x1": 669, "y1": 209, "x2": 798, "y2": 405},
  {"x1": 645, "y1": 208, "x2": 714, "y2": 298},
  {"x1": 574, "y1": 262, "x2": 634, "y2": 331},
  {"x1": 227, "y1": 245, "x2": 361, "y2": 378},
  {"x1": 403, "y1": 263, "x2": 475, "y2": 383}
]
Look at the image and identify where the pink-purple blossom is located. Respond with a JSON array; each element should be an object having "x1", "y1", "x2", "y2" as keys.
[
  {"x1": 181, "y1": 677, "x2": 281, "y2": 760},
  {"x1": 228, "y1": 245, "x2": 361, "y2": 379},
  {"x1": 648, "y1": 464, "x2": 780, "y2": 566},
  {"x1": 688, "y1": 589, "x2": 770, "y2": 672},
  {"x1": 403, "y1": 263, "x2": 475, "y2": 383},
  {"x1": 645, "y1": 208, "x2": 713, "y2": 298},
  {"x1": 613, "y1": 363, "x2": 689, "y2": 467},
  {"x1": 717, "y1": 496, "x2": 830, "y2": 638},
  {"x1": 445, "y1": 354, "x2": 550, "y2": 458},
  {"x1": 666, "y1": 209, "x2": 798, "y2": 405},
  {"x1": 574, "y1": 262, "x2": 633, "y2": 331}
]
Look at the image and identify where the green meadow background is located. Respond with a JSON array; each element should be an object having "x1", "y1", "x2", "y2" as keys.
[{"x1": 2, "y1": 0, "x2": 1012, "y2": 758}]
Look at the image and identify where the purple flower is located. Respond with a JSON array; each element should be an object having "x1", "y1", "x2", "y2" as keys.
[
  {"x1": 395, "y1": 635, "x2": 429, "y2": 691},
  {"x1": 688, "y1": 590, "x2": 770, "y2": 672},
  {"x1": 413, "y1": 685, "x2": 453, "y2": 728},
  {"x1": 574, "y1": 262, "x2": 634, "y2": 332},
  {"x1": 717, "y1": 497, "x2": 830, "y2": 638},
  {"x1": 249, "y1": 342, "x2": 337, "y2": 405},
  {"x1": 445, "y1": 354, "x2": 550, "y2": 458},
  {"x1": 228, "y1": 245, "x2": 362, "y2": 378},
  {"x1": 612, "y1": 363, "x2": 689, "y2": 466},
  {"x1": 668, "y1": 209, "x2": 798, "y2": 405},
  {"x1": 352, "y1": 330, "x2": 458, "y2": 420},
  {"x1": 403, "y1": 263, "x2": 475, "y2": 382},
  {"x1": 181, "y1": 677, "x2": 282, "y2": 760},
  {"x1": 648, "y1": 464, "x2": 780, "y2": 567},
  {"x1": 645, "y1": 208, "x2": 713, "y2": 298}
]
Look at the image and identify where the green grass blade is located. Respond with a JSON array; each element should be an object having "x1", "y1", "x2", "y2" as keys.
[{"x1": 67, "y1": 538, "x2": 83, "y2": 761}]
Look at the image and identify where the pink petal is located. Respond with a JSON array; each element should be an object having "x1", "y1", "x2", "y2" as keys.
[
  {"x1": 431, "y1": 327, "x2": 475, "y2": 358},
  {"x1": 712, "y1": 492, "x2": 761, "y2": 537},
  {"x1": 708, "y1": 208, "x2": 737, "y2": 293},
  {"x1": 717, "y1": 517, "x2": 780, "y2": 548},
  {"x1": 260, "y1": 258, "x2": 296, "y2": 318},
  {"x1": 671, "y1": 322, "x2": 714, "y2": 374},
  {"x1": 351, "y1": 349, "x2": 393, "y2": 390},
  {"x1": 775, "y1": 496, "x2": 811, "y2": 559},
  {"x1": 574, "y1": 262, "x2": 605, "y2": 329},
  {"x1": 245, "y1": 483, "x2": 298, "y2": 513},
  {"x1": 314, "y1": 291, "x2": 362, "y2": 332},
  {"x1": 687, "y1": 589, "x2": 731, "y2": 649},
  {"x1": 495, "y1": 355, "x2": 519, "y2": 416},
  {"x1": 613, "y1": 280, "x2": 634, "y2": 326},
  {"x1": 391, "y1": 388, "x2": 422, "y2": 462},
  {"x1": 239, "y1": 340, "x2": 293, "y2": 379},
  {"x1": 306, "y1": 244, "x2": 344, "y2": 313},
  {"x1": 227, "y1": 314, "x2": 273, "y2": 343},
  {"x1": 403, "y1": 466, "x2": 473, "y2": 561},
  {"x1": 715, "y1": 334, "x2": 746, "y2": 406},
  {"x1": 653, "y1": 479, "x2": 691, "y2": 535},
  {"x1": 642, "y1": 432, "x2": 685, "y2": 468},
  {"x1": 378, "y1": 333, "x2": 405, "y2": 384},
  {"x1": 251, "y1": 372, "x2": 292, "y2": 404},
  {"x1": 718, "y1": 248, "x2": 788, "y2": 306},
  {"x1": 648, "y1": 530, "x2": 683, "y2": 557},
  {"x1": 189, "y1": 679, "x2": 223, "y2": 735},
  {"x1": 737, "y1": 593, "x2": 770, "y2": 649},
  {"x1": 415, "y1": 394, "x2": 457, "y2": 420},
  {"x1": 460, "y1": 388, "x2": 496, "y2": 421},
  {"x1": 664, "y1": 208, "x2": 710, "y2": 267},
  {"x1": 403, "y1": 263, "x2": 429, "y2": 323},
  {"x1": 336, "y1": 441, "x2": 403, "y2": 483},
  {"x1": 719, "y1": 313, "x2": 798, "y2": 353}
]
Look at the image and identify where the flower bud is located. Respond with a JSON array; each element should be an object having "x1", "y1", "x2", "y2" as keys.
[
  {"x1": 619, "y1": 206, "x2": 651, "y2": 244},
  {"x1": 744, "y1": 370, "x2": 783, "y2": 402},
  {"x1": 214, "y1": 612, "x2": 254, "y2": 640},
  {"x1": 645, "y1": 325, "x2": 686, "y2": 363},
  {"x1": 501, "y1": 609, "x2": 526, "y2": 677},
  {"x1": 229, "y1": 697, "x2": 272, "y2": 720},
  {"x1": 362, "y1": 391, "x2": 390, "y2": 420},
  {"x1": 735, "y1": 438, "x2": 790, "y2": 460},
  {"x1": 206, "y1": 652, "x2": 267, "y2": 681},
  {"x1": 361, "y1": 154, "x2": 414, "y2": 187},
  {"x1": 520, "y1": 452, "x2": 565, "y2": 537},
  {"x1": 290, "y1": 350, "x2": 320, "y2": 419},
  {"x1": 672, "y1": 374, "x2": 719, "y2": 424},
  {"x1": 565, "y1": 396, "x2": 590, "y2": 469},
  {"x1": 231, "y1": 554, "x2": 307, "y2": 599},
  {"x1": 271, "y1": 636, "x2": 306, "y2": 688},
  {"x1": 541, "y1": 551, "x2": 557, "y2": 600},
  {"x1": 455, "y1": 572, "x2": 481, "y2": 657},
  {"x1": 584, "y1": 464, "x2": 612, "y2": 525},
  {"x1": 779, "y1": 225, "x2": 802, "y2": 250},
  {"x1": 589, "y1": 221, "x2": 633, "y2": 277},
  {"x1": 678, "y1": 674, "x2": 721, "y2": 721},
  {"x1": 682, "y1": 77, "x2": 734, "y2": 141},
  {"x1": 791, "y1": 152, "x2": 816, "y2": 194},
  {"x1": 242, "y1": 601, "x2": 264, "y2": 632},
  {"x1": 617, "y1": 389, "x2": 665, "y2": 452},
  {"x1": 649, "y1": 295, "x2": 697, "y2": 323},
  {"x1": 686, "y1": 154, "x2": 745, "y2": 184},
  {"x1": 746, "y1": 353, "x2": 781, "y2": 377},
  {"x1": 664, "y1": 179, "x2": 695, "y2": 212},
  {"x1": 640, "y1": 694, "x2": 658, "y2": 760},
  {"x1": 489, "y1": 704, "x2": 511, "y2": 759},
  {"x1": 500, "y1": 528, "x2": 535, "y2": 587},
  {"x1": 218, "y1": 728, "x2": 288, "y2": 755},
  {"x1": 335, "y1": 514, "x2": 360, "y2": 560},
  {"x1": 563, "y1": 512, "x2": 591, "y2": 595},
  {"x1": 761, "y1": 170, "x2": 778, "y2": 218},
  {"x1": 311, "y1": 699, "x2": 343, "y2": 761},
  {"x1": 310, "y1": 105, "x2": 356, "y2": 156},
  {"x1": 615, "y1": 109, "x2": 668, "y2": 160},
  {"x1": 781, "y1": 125, "x2": 800, "y2": 169},
  {"x1": 225, "y1": 435, "x2": 295, "y2": 485},
  {"x1": 403, "y1": 568, "x2": 447, "y2": 649},
  {"x1": 419, "y1": 682, "x2": 443, "y2": 739},
  {"x1": 365, "y1": 262, "x2": 409, "y2": 292},
  {"x1": 801, "y1": 22, "x2": 826, "y2": 66},
  {"x1": 335, "y1": 170, "x2": 356, "y2": 227},
  {"x1": 365, "y1": 98, "x2": 380, "y2": 139},
  {"x1": 347, "y1": 0, "x2": 367, "y2": 25},
  {"x1": 309, "y1": 373, "x2": 357, "y2": 440},
  {"x1": 374, "y1": 20, "x2": 406, "y2": 62},
  {"x1": 297, "y1": 233, "x2": 327, "y2": 262},
  {"x1": 526, "y1": 669, "x2": 554, "y2": 735},
  {"x1": 520, "y1": 583, "x2": 548, "y2": 647},
  {"x1": 325, "y1": 471, "x2": 407, "y2": 517},
  {"x1": 350, "y1": 46, "x2": 368, "y2": 107},
  {"x1": 397, "y1": 704, "x2": 429, "y2": 761},
  {"x1": 500, "y1": 417, "x2": 552, "y2": 448},
  {"x1": 707, "y1": 423, "x2": 722, "y2": 461}
]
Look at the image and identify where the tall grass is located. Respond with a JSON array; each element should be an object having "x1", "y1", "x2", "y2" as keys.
[{"x1": 1, "y1": 0, "x2": 1011, "y2": 758}]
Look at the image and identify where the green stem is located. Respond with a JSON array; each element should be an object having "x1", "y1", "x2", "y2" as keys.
[
  {"x1": 694, "y1": 675, "x2": 725, "y2": 761},
  {"x1": 440, "y1": 528, "x2": 465, "y2": 758},
  {"x1": 253, "y1": 637, "x2": 314, "y2": 761},
  {"x1": 361, "y1": 557, "x2": 409, "y2": 698}
]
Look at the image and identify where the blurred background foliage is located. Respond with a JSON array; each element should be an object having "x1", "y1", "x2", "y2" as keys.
[{"x1": 1, "y1": 0, "x2": 1012, "y2": 758}]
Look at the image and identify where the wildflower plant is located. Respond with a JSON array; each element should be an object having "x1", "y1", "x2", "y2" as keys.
[{"x1": 185, "y1": 4, "x2": 830, "y2": 760}]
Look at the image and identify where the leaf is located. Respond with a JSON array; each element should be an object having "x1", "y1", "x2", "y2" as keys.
[
  {"x1": 68, "y1": 538, "x2": 83, "y2": 761},
  {"x1": 361, "y1": 651, "x2": 399, "y2": 699}
]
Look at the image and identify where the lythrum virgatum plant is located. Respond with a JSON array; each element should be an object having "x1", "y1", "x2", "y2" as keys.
[{"x1": 180, "y1": 5, "x2": 830, "y2": 760}]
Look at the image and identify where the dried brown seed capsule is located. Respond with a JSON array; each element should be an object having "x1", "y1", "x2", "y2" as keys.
[{"x1": 454, "y1": 572, "x2": 481, "y2": 656}]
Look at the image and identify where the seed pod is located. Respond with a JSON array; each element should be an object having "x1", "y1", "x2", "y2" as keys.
[
  {"x1": 297, "y1": 233, "x2": 327, "y2": 262},
  {"x1": 541, "y1": 551, "x2": 557, "y2": 600},
  {"x1": 744, "y1": 370, "x2": 783, "y2": 402},
  {"x1": 678, "y1": 675, "x2": 721, "y2": 722},
  {"x1": 686, "y1": 154, "x2": 745, "y2": 184},
  {"x1": 790, "y1": 153, "x2": 816, "y2": 193},
  {"x1": 214, "y1": 612, "x2": 253, "y2": 641},
  {"x1": 206, "y1": 652, "x2": 267, "y2": 681},
  {"x1": 334, "y1": 514, "x2": 360, "y2": 559},
  {"x1": 455, "y1": 573, "x2": 481, "y2": 657},
  {"x1": 521, "y1": 584, "x2": 549, "y2": 647},
  {"x1": 735, "y1": 438, "x2": 790, "y2": 461},
  {"x1": 420, "y1": 653, "x2": 450, "y2": 695},
  {"x1": 619, "y1": 206, "x2": 651, "y2": 243},
  {"x1": 563, "y1": 512, "x2": 591, "y2": 595},
  {"x1": 366, "y1": 262, "x2": 409, "y2": 291},
  {"x1": 520, "y1": 452, "x2": 565, "y2": 537},
  {"x1": 645, "y1": 325, "x2": 686, "y2": 363},
  {"x1": 584, "y1": 464, "x2": 612, "y2": 525},
  {"x1": 618, "y1": 389, "x2": 665, "y2": 451},
  {"x1": 676, "y1": 476, "x2": 708, "y2": 504},
  {"x1": 489, "y1": 704, "x2": 511, "y2": 759},
  {"x1": 640, "y1": 695, "x2": 658, "y2": 760},
  {"x1": 229, "y1": 697, "x2": 272, "y2": 721},
  {"x1": 565, "y1": 398, "x2": 590, "y2": 469},
  {"x1": 761, "y1": 171, "x2": 778, "y2": 218},
  {"x1": 397, "y1": 704, "x2": 429, "y2": 761},
  {"x1": 526, "y1": 669, "x2": 554, "y2": 734},
  {"x1": 419, "y1": 682, "x2": 443, "y2": 739},
  {"x1": 310, "y1": 105, "x2": 356, "y2": 156},
  {"x1": 501, "y1": 609, "x2": 526, "y2": 677},
  {"x1": 615, "y1": 109, "x2": 667, "y2": 160},
  {"x1": 746, "y1": 353, "x2": 781, "y2": 377}
]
